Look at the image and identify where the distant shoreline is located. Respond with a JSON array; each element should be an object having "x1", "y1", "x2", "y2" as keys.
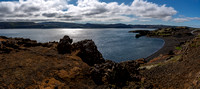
[{"x1": 0, "y1": 22, "x2": 177, "y2": 29}]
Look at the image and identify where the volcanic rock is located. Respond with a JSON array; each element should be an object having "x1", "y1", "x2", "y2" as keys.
[
  {"x1": 120, "y1": 60, "x2": 141, "y2": 81},
  {"x1": 57, "y1": 35, "x2": 73, "y2": 54},
  {"x1": 72, "y1": 40, "x2": 105, "y2": 66},
  {"x1": 90, "y1": 60, "x2": 130, "y2": 87}
]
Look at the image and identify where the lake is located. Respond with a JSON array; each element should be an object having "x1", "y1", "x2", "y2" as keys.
[{"x1": 0, "y1": 28, "x2": 164, "y2": 62}]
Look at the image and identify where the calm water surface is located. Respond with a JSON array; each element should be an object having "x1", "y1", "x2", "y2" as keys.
[{"x1": 0, "y1": 28, "x2": 164, "y2": 62}]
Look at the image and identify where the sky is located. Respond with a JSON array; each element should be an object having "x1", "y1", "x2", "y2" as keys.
[{"x1": 0, "y1": 0, "x2": 200, "y2": 27}]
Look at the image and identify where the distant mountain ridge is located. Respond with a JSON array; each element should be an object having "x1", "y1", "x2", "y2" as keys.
[{"x1": 0, "y1": 22, "x2": 177, "y2": 29}]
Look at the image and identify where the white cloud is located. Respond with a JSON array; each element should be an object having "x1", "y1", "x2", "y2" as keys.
[
  {"x1": 0, "y1": 0, "x2": 177, "y2": 23},
  {"x1": 173, "y1": 17, "x2": 200, "y2": 23},
  {"x1": 130, "y1": 0, "x2": 177, "y2": 21}
]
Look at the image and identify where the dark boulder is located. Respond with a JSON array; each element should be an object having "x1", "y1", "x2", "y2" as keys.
[
  {"x1": 72, "y1": 40, "x2": 105, "y2": 66},
  {"x1": 90, "y1": 60, "x2": 130, "y2": 87},
  {"x1": 57, "y1": 35, "x2": 73, "y2": 54},
  {"x1": 120, "y1": 60, "x2": 141, "y2": 81}
]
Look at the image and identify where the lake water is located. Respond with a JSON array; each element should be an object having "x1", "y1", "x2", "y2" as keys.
[{"x1": 0, "y1": 28, "x2": 164, "y2": 62}]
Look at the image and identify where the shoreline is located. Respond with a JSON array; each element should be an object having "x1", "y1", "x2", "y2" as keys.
[
  {"x1": 129, "y1": 27, "x2": 196, "y2": 62},
  {"x1": 144, "y1": 37, "x2": 176, "y2": 61},
  {"x1": 144, "y1": 37, "x2": 165, "y2": 61},
  {"x1": 144, "y1": 36, "x2": 194, "y2": 62}
]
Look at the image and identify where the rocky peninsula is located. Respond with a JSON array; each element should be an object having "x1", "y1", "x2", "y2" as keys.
[{"x1": 0, "y1": 27, "x2": 200, "y2": 88}]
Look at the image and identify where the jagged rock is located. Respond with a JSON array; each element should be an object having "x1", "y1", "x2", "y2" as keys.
[
  {"x1": 57, "y1": 35, "x2": 73, "y2": 54},
  {"x1": 72, "y1": 40, "x2": 105, "y2": 66},
  {"x1": 90, "y1": 60, "x2": 130, "y2": 87},
  {"x1": 0, "y1": 42, "x2": 12, "y2": 53},
  {"x1": 120, "y1": 60, "x2": 141, "y2": 81}
]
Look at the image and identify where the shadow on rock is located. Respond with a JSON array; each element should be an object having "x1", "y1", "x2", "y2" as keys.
[
  {"x1": 72, "y1": 39, "x2": 105, "y2": 66},
  {"x1": 57, "y1": 35, "x2": 73, "y2": 54},
  {"x1": 90, "y1": 60, "x2": 141, "y2": 87}
]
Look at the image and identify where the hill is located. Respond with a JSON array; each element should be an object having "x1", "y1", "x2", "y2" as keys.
[{"x1": 0, "y1": 22, "x2": 176, "y2": 29}]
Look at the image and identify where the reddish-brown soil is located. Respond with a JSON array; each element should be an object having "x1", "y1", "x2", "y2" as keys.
[{"x1": 0, "y1": 38, "x2": 96, "y2": 89}]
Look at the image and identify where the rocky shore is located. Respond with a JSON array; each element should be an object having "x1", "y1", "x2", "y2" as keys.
[
  {"x1": 0, "y1": 27, "x2": 200, "y2": 88},
  {"x1": 0, "y1": 35, "x2": 148, "y2": 88}
]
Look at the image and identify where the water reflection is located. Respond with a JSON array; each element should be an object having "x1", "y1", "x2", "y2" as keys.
[{"x1": 60, "y1": 29, "x2": 83, "y2": 36}]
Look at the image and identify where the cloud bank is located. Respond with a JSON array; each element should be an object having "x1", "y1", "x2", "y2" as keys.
[
  {"x1": 173, "y1": 17, "x2": 200, "y2": 23},
  {"x1": 0, "y1": 0, "x2": 177, "y2": 22}
]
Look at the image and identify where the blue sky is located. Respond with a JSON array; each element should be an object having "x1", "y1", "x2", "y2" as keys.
[
  {"x1": 0, "y1": 0, "x2": 200, "y2": 27},
  {"x1": 68, "y1": 0, "x2": 200, "y2": 17}
]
